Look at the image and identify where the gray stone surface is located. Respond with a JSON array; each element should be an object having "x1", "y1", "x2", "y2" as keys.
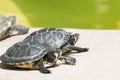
[{"x1": 0, "y1": 28, "x2": 120, "y2": 80}]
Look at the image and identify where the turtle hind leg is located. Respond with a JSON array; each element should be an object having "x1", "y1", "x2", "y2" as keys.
[
  {"x1": 59, "y1": 56, "x2": 76, "y2": 65},
  {"x1": 35, "y1": 60, "x2": 51, "y2": 74}
]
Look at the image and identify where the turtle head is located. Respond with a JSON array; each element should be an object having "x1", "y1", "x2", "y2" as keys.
[
  {"x1": 9, "y1": 25, "x2": 29, "y2": 36},
  {"x1": 7, "y1": 16, "x2": 16, "y2": 26},
  {"x1": 69, "y1": 33, "x2": 79, "y2": 45}
]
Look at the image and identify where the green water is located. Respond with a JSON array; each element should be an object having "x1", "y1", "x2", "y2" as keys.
[{"x1": 12, "y1": 0, "x2": 120, "y2": 29}]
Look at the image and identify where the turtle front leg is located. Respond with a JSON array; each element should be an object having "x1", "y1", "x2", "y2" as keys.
[
  {"x1": 9, "y1": 25, "x2": 29, "y2": 36},
  {"x1": 36, "y1": 60, "x2": 51, "y2": 74},
  {"x1": 47, "y1": 49, "x2": 76, "y2": 65},
  {"x1": 59, "y1": 56, "x2": 76, "y2": 65},
  {"x1": 67, "y1": 45, "x2": 89, "y2": 53}
]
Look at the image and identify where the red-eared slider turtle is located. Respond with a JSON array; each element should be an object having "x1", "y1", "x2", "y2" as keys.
[
  {"x1": 0, "y1": 15, "x2": 29, "y2": 40},
  {"x1": 0, "y1": 28, "x2": 88, "y2": 74}
]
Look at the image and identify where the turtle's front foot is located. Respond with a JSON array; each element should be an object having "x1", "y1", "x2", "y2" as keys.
[
  {"x1": 59, "y1": 56, "x2": 76, "y2": 65},
  {"x1": 68, "y1": 46, "x2": 89, "y2": 53},
  {"x1": 78, "y1": 48, "x2": 89, "y2": 53}
]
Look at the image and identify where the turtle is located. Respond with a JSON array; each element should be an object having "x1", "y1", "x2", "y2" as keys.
[
  {"x1": 0, "y1": 15, "x2": 29, "y2": 41},
  {"x1": 0, "y1": 28, "x2": 89, "y2": 74}
]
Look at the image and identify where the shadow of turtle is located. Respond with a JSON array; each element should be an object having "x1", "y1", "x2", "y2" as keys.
[
  {"x1": 0, "y1": 62, "x2": 60, "y2": 72},
  {"x1": 0, "y1": 63, "x2": 33, "y2": 71},
  {"x1": 0, "y1": 35, "x2": 12, "y2": 41}
]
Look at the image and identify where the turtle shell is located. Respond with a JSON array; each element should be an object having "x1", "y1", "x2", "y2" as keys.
[
  {"x1": 0, "y1": 28, "x2": 71, "y2": 67},
  {"x1": 23, "y1": 28, "x2": 71, "y2": 48},
  {"x1": 0, "y1": 41, "x2": 51, "y2": 64},
  {"x1": 0, "y1": 15, "x2": 13, "y2": 40}
]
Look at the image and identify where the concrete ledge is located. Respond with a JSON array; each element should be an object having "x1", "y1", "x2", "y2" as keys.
[{"x1": 0, "y1": 28, "x2": 120, "y2": 80}]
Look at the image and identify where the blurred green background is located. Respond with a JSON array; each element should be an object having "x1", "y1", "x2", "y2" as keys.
[{"x1": 1, "y1": 0, "x2": 120, "y2": 29}]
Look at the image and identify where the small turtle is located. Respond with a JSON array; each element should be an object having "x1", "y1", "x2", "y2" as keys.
[
  {"x1": 0, "y1": 15, "x2": 29, "y2": 40},
  {"x1": 0, "y1": 28, "x2": 88, "y2": 74}
]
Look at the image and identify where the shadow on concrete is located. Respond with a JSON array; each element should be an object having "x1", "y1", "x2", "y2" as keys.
[
  {"x1": 0, "y1": 63, "x2": 33, "y2": 71},
  {"x1": 0, "y1": 62, "x2": 60, "y2": 71}
]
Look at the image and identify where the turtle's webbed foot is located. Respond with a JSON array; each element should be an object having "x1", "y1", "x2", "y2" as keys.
[
  {"x1": 39, "y1": 68, "x2": 51, "y2": 74},
  {"x1": 60, "y1": 56, "x2": 76, "y2": 65},
  {"x1": 66, "y1": 57, "x2": 76, "y2": 65},
  {"x1": 68, "y1": 46, "x2": 89, "y2": 53},
  {"x1": 78, "y1": 48, "x2": 89, "y2": 53},
  {"x1": 37, "y1": 61, "x2": 51, "y2": 74}
]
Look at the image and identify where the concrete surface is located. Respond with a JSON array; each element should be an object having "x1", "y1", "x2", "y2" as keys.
[{"x1": 0, "y1": 28, "x2": 120, "y2": 80}]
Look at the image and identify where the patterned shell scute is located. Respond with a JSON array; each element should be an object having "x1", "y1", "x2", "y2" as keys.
[
  {"x1": 23, "y1": 28, "x2": 71, "y2": 48},
  {"x1": 0, "y1": 42, "x2": 49, "y2": 63}
]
